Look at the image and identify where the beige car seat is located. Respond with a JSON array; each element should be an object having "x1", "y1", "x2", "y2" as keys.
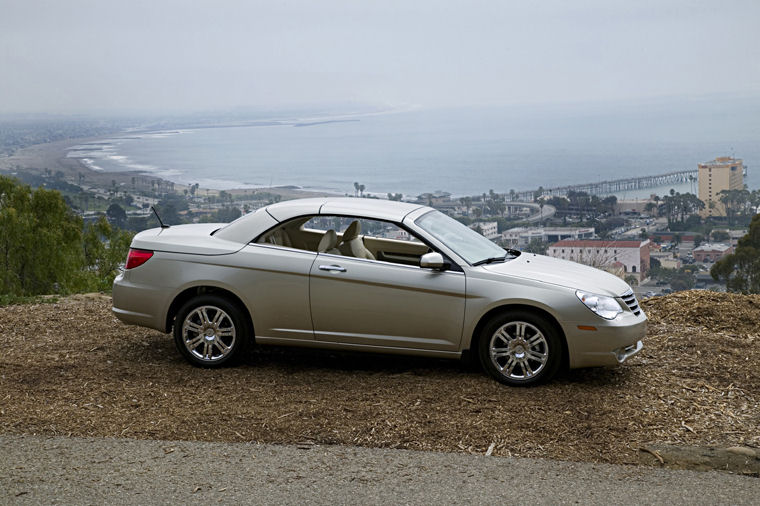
[
  {"x1": 266, "y1": 228, "x2": 293, "y2": 247},
  {"x1": 341, "y1": 220, "x2": 375, "y2": 260},
  {"x1": 317, "y1": 229, "x2": 341, "y2": 255}
]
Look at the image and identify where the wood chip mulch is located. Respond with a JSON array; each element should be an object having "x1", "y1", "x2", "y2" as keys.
[{"x1": 0, "y1": 290, "x2": 758, "y2": 467}]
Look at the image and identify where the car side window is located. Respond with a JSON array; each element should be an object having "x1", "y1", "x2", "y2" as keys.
[
  {"x1": 257, "y1": 215, "x2": 431, "y2": 267},
  {"x1": 313, "y1": 216, "x2": 430, "y2": 266}
]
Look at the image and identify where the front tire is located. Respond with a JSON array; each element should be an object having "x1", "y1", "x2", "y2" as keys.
[
  {"x1": 478, "y1": 311, "x2": 562, "y2": 386},
  {"x1": 173, "y1": 294, "x2": 248, "y2": 367}
]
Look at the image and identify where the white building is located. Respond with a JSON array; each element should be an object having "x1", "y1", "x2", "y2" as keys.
[
  {"x1": 547, "y1": 239, "x2": 651, "y2": 281},
  {"x1": 502, "y1": 227, "x2": 595, "y2": 248},
  {"x1": 470, "y1": 221, "x2": 499, "y2": 240}
]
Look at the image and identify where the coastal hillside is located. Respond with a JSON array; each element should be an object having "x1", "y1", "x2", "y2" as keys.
[{"x1": 0, "y1": 291, "x2": 757, "y2": 473}]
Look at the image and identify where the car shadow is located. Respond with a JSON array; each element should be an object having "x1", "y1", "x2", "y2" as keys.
[
  {"x1": 113, "y1": 333, "x2": 632, "y2": 387},
  {"x1": 242, "y1": 344, "x2": 472, "y2": 377}
]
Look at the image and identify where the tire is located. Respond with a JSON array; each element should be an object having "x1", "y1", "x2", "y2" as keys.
[
  {"x1": 173, "y1": 294, "x2": 249, "y2": 367},
  {"x1": 478, "y1": 310, "x2": 562, "y2": 386}
]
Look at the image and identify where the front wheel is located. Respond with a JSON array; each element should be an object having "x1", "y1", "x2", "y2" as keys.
[
  {"x1": 173, "y1": 294, "x2": 249, "y2": 367},
  {"x1": 478, "y1": 311, "x2": 562, "y2": 386}
]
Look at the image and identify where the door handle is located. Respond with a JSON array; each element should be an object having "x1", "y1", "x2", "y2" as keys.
[{"x1": 319, "y1": 264, "x2": 346, "y2": 272}]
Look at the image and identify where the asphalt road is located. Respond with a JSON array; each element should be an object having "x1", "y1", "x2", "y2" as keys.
[{"x1": 2, "y1": 435, "x2": 758, "y2": 505}]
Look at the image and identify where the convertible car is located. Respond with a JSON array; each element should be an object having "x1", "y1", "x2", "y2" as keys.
[{"x1": 113, "y1": 197, "x2": 646, "y2": 386}]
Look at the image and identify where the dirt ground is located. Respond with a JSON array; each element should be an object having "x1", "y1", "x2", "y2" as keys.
[{"x1": 0, "y1": 291, "x2": 758, "y2": 469}]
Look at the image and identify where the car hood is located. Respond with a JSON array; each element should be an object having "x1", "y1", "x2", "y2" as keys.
[
  {"x1": 131, "y1": 224, "x2": 246, "y2": 256},
  {"x1": 482, "y1": 253, "x2": 632, "y2": 296}
]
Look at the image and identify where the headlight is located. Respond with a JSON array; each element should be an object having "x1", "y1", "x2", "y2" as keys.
[{"x1": 576, "y1": 291, "x2": 623, "y2": 320}]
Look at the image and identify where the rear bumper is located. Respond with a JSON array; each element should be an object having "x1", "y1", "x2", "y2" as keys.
[
  {"x1": 112, "y1": 272, "x2": 169, "y2": 332},
  {"x1": 564, "y1": 313, "x2": 647, "y2": 369}
]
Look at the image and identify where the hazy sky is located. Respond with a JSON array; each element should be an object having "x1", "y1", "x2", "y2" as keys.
[{"x1": 1, "y1": 0, "x2": 759, "y2": 114}]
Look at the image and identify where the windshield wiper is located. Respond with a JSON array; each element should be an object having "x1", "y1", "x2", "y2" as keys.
[
  {"x1": 472, "y1": 254, "x2": 508, "y2": 266},
  {"x1": 472, "y1": 249, "x2": 520, "y2": 266}
]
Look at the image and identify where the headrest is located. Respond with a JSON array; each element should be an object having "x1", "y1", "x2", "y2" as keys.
[
  {"x1": 317, "y1": 229, "x2": 338, "y2": 252},
  {"x1": 342, "y1": 220, "x2": 361, "y2": 242}
]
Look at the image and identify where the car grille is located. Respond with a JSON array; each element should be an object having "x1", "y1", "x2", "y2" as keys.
[{"x1": 621, "y1": 290, "x2": 641, "y2": 316}]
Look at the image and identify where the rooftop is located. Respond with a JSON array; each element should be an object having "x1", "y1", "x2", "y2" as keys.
[
  {"x1": 550, "y1": 239, "x2": 647, "y2": 248},
  {"x1": 699, "y1": 156, "x2": 744, "y2": 168},
  {"x1": 693, "y1": 243, "x2": 732, "y2": 252}
]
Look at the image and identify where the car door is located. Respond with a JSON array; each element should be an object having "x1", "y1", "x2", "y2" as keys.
[
  {"x1": 234, "y1": 242, "x2": 317, "y2": 341},
  {"x1": 309, "y1": 254, "x2": 466, "y2": 352}
]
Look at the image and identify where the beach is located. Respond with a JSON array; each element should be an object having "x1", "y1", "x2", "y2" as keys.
[{"x1": 0, "y1": 137, "x2": 337, "y2": 201}]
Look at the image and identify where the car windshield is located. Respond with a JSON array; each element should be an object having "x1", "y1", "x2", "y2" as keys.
[{"x1": 415, "y1": 210, "x2": 507, "y2": 265}]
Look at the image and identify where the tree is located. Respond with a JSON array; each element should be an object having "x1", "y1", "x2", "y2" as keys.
[
  {"x1": 670, "y1": 270, "x2": 696, "y2": 291},
  {"x1": 711, "y1": 214, "x2": 760, "y2": 293},
  {"x1": 106, "y1": 203, "x2": 127, "y2": 228},
  {"x1": 523, "y1": 239, "x2": 547, "y2": 255},
  {"x1": 459, "y1": 196, "x2": 472, "y2": 215},
  {"x1": 214, "y1": 206, "x2": 242, "y2": 223},
  {"x1": 82, "y1": 216, "x2": 134, "y2": 292},
  {"x1": 155, "y1": 194, "x2": 189, "y2": 225},
  {"x1": 353, "y1": 182, "x2": 359, "y2": 197},
  {"x1": 719, "y1": 189, "x2": 751, "y2": 225},
  {"x1": 358, "y1": 184, "x2": 366, "y2": 197},
  {"x1": 0, "y1": 176, "x2": 87, "y2": 295},
  {"x1": 711, "y1": 230, "x2": 730, "y2": 242}
]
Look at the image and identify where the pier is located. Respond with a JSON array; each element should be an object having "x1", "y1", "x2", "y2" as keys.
[{"x1": 513, "y1": 169, "x2": 698, "y2": 201}]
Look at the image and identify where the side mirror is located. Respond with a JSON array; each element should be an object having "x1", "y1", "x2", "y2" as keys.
[{"x1": 420, "y1": 252, "x2": 445, "y2": 270}]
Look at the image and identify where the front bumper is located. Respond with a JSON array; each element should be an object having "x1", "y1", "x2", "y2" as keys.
[{"x1": 564, "y1": 313, "x2": 647, "y2": 369}]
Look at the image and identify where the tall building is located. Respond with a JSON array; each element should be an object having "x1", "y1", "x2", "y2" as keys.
[{"x1": 698, "y1": 156, "x2": 744, "y2": 217}]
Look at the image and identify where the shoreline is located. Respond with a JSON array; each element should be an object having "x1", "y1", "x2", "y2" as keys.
[
  {"x1": 0, "y1": 135, "x2": 339, "y2": 201},
  {"x1": 0, "y1": 133, "x2": 703, "y2": 203}
]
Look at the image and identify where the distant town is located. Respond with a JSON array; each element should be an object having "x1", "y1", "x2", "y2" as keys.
[{"x1": 0, "y1": 119, "x2": 756, "y2": 299}]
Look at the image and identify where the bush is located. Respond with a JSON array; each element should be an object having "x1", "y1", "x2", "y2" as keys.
[
  {"x1": 711, "y1": 214, "x2": 760, "y2": 294},
  {"x1": 0, "y1": 176, "x2": 133, "y2": 296}
]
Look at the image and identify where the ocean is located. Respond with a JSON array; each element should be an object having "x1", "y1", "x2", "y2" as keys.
[{"x1": 66, "y1": 99, "x2": 760, "y2": 199}]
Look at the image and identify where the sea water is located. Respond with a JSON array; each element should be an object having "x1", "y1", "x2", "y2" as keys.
[{"x1": 66, "y1": 100, "x2": 760, "y2": 199}]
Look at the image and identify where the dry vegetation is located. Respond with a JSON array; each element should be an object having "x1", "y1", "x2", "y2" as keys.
[{"x1": 0, "y1": 291, "x2": 758, "y2": 469}]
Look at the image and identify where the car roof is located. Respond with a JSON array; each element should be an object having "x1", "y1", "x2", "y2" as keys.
[
  {"x1": 266, "y1": 197, "x2": 427, "y2": 222},
  {"x1": 213, "y1": 197, "x2": 429, "y2": 243}
]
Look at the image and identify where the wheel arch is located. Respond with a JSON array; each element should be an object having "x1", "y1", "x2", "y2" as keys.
[
  {"x1": 466, "y1": 303, "x2": 569, "y2": 370},
  {"x1": 166, "y1": 285, "x2": 254, "y2": 338}
]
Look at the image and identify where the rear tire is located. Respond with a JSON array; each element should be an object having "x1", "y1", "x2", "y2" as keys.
[
  {"x1": 173, "y1": 294, "x2": 249, "y2": 367},
  {"x1": 478, "y1": 310, "x2": 562, "y2": 386}
]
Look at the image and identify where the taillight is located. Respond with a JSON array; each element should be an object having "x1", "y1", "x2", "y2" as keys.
[{"x1": 125, "y1": 248, "x2": 154, "y2": 269}]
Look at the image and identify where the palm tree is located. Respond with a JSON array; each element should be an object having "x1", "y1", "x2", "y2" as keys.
[
  {"x1": 459, "y1": 196, "x2": 472, "y2": 215},
  {"x1": 353, "y1": 182, "x2": 360, "y2": 197},
  {"x1": 358, "y1": 184, "x2": 366, "y2": 197}
]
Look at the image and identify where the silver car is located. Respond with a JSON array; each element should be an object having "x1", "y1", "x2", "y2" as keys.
[{"x1": 113, "y1": 197, "x2": 646, "y2": 386}]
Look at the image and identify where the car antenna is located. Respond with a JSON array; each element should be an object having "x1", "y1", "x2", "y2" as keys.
[{"x1": 151, "y1": 206, "x2": 170, "y2": 229}]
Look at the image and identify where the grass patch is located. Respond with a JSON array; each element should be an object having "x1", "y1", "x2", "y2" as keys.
[{"x1": 0, "y1": 294, "x2": 59, "y2": 307}]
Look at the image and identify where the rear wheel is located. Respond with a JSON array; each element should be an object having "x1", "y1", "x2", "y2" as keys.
[
  {"x1": 173, "y1": 294, "x2": 248, "y2": 367},
  {"x1": 478, "y1": 310, "x2": 562, "y2": 386}
]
